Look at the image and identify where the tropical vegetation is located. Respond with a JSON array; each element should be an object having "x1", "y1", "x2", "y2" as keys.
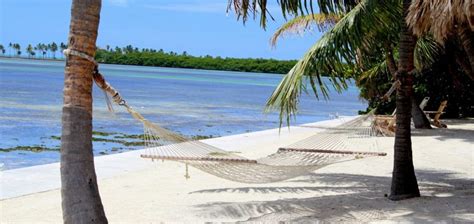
[
  {"x1": 1, "y1": 42, "x2": 67, "y2": 59},
  {"x1": 268, "y1": 3, "x2": 473, "y2": 118},
  {"x1": 1, "y1": 42, "x2": 297, "y2": 74},
  {"x1": 94, "y1": 47, "x2": 296, "y2": 73}
]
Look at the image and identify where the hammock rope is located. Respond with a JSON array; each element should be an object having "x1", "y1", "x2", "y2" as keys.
[
  {"x1": 93, "y1": 70, "x2": 384, "y2": 183},
  {"x1": 63, "y1": 49, "x2": 387, "y2": 184}
]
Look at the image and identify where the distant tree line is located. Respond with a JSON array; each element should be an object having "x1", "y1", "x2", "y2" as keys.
[
  {"x1": 95, "y1": 45, "x2": 297, "y2": 74},
  {"x1": 0, "y1": 42, "x2": 297, "y2": 74},
  {"x1": 0, "y1": 42, "x2": 68, "y2": 59}
]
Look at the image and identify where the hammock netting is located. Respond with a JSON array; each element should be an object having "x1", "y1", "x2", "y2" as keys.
[
  {"x1": 135, "y1": 105, "x2": 384, "y2": 183},
  {"x1": 92, "y1": 70, "x2": 386, "y2": 184}
]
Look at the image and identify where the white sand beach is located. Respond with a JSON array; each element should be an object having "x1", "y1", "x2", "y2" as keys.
[{"x1": 1, "y1": 117, "x2": 473, "y2": 223}]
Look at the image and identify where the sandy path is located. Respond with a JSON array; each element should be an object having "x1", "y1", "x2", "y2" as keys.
[{"x1": 1, "y1": 118, "x2": 473, "y2": 223}]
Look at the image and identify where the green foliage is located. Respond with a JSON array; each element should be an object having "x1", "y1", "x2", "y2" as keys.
[
  {"x1": 229, "y1": 0, "x2": 360, "y2": 28},
  {"x1": 266, "y1": 0, "x2": 402, "y2": 126},
  {"x1": 94, "y1": 47, "x2": 297, "y2": 74},
  {"x1": 413, "y1": 40, "x2": 474, "y2": 118}
]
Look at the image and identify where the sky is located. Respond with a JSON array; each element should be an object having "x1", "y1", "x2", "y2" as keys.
[{"x1": 0, "y1": 0, "x2": 324, "y2": 60}]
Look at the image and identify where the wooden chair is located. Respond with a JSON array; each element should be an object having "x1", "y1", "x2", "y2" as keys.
[
  {"x1": 424, "y1": 100, "x2": 448, "y2": 128},
  {"x1": 374, "y1": 97, "x2": 431, "y2": 136}
]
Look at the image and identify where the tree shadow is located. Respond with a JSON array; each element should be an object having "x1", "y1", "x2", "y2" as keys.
[
  {"x1": 191, "y1": 169, "x2": 474, "y2": 222},
  {"x1": 411, "y1": 119, "x2": 474, "y2": 143}
]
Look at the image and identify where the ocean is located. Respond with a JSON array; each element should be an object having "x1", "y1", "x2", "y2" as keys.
[{"x1": 0, "y1": 58, "x2": 367, "y2": 169}]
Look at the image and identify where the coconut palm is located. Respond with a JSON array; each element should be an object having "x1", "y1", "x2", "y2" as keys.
[
  {"x1": 407, "y1": 0, "x2": 474, "y2": 80},
  {"x1": 229, "y1": 0, "x2": 423, "y2": 200},
  {"x1": 41, "y1": 44, "x2": 47, "y2": 59},
  {"x1": 8, "y1": 42, "x2": 12, "y2": 56},
  {"x1": 388, "y1": 0, "x2": 420, "y2": 200},
  {"x1": 270, "y1": 11, "x2": 437, "y2": 128},
  {"x1": 26, "y1": 44, "x2": 34, "y2": 58},
  {"x1": 0, "y1": 44, "x2": 5, "y2": 56},
  {"x1": 13, "y1": 43, "x2": 21, "y2": 57},
  {"x1": 61, "y1": 0, "x2": 107, "y2": 222},
  {"x1": 35, "y1": 43, "x2": 42, "y2": 59},
  {"x1": 50, "y1": 42, "x2": 58, "y2": 59},
  {"x1": 60, "y1": 42, "x2": 68, "y2": 58}
]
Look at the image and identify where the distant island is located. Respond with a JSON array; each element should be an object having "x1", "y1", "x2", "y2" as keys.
[{"x1": 0, "y1": 42, "x2": 297, "y2": 74}]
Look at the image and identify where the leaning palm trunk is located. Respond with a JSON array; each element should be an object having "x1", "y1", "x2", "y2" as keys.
[
  {"x1": 411, "y1": 98, "x2": 431, "y2": 129},
  {"x1": 389, "y1": 0, "x2": 420, "y2": 201},
  {"x1": 61, "y1": 0, "x2": 107, "y2": 222}
]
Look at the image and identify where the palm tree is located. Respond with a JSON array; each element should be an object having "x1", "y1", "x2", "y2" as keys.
[
  {"x1": 13, "y1": 43, "x2": 21, "y2": 57},
  {"x1": 50, "y1": 42, "x2": 58, "y2": 59},
  {"x1": 35, "y1": 43, "x2": 43, "y2": 59},
  {"x1": 8, "y1": 42, "x2": 12, "y2": 56},
  {"x1": 26, "y1": 44, "x2": 34, "y2": 58},
  {"x1": 0, "y1": 44, "x2": 5, "y2": 56},
  {"x1": 60, "y1": 42, "x2": 68, "y2": 58},
  {"x1": 61, "y1": 0, "x2": 107, "y2": 222},
  {"x1": 229, "y1": 0, "x2": 421, "y2": 200},
  {"x1": 270, "y1": 12, "x2": 435, "y2": 128},
  {"x1": 46, "y1": 44, "x2": 52, "y2": 58},
  {"x1": 41, "y1": 44, "x2": 47, "y2": 59},
  {"x1": 407, "y1": 0, "x2": 474, "y2": 80},
  {"x1": 388, "y1": 0, "x2": 420, "y2": 200}
]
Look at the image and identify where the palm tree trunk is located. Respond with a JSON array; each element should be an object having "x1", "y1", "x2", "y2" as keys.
[
  {"x1": 61, "y1": 0, "x2": 107, "y2": 223},
  {"x1": 458, "y1": 24, "x2": 474, "y2": 80},
  {"x1": 385, "y1": 43, "x2": 430, "y2": 129},
  {"x1": 389, "y1": 0, "x2": 420, "y2": 201}
]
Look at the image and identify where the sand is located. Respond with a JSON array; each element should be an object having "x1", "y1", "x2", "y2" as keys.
[{"x1": 1, "y1": 117, "x2": 473, "y2": 223}]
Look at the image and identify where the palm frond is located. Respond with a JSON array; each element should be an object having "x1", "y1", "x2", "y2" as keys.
[
  {"x1": 357, "y1": 60, "x2": 391, "y2": 99},
  {"x1": 414, "y1": 36, "x2": 444, "y2": 70},
  {"x1": 357, "y1": 60, "x2": 389, "y2": 84},
  {"x1": 265, "y1": 0, "x2": 402, "y2": 126},
  {"x1": 271, "y1": 13, "x2": 342, "y2": 46},
  {"x1": 228, "y1": 0, "x2": 364, "y2": 28}
]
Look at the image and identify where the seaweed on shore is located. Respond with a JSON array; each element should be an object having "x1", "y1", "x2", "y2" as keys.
[
  {"x1": 192, "y1": 135, "x2": 218, "y2": 140},
  {"x1": 47, "y1": 131, "x2": 217, "y2": 148},
  {"x1": 92, "y1": 131, "x2": 118, "y2": 136},
  {"x1": 113, "y1": 133, "x2": 148, "y2": 139},
  {"x1": 0, "y1": 145, "x2": 60, "y2": 153}
]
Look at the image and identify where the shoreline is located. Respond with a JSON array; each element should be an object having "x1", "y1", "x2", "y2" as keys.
[
  {"x1": 1, "y1": 117, "x2": 473, "y2": 222},
  {"x1": 1, "y1": 117, "x2": 349, "y2": 200},
  {"x1": 0, "y1": 55, "x2": 290, "y2": 75}
]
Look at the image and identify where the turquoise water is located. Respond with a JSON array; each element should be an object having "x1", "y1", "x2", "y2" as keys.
[{"x1": 0, "y1": 58, "x2": 367, "y2": 169}]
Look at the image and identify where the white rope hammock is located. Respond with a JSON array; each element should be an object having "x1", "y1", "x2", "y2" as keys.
[
  {"x1": 62, "y1": 48, "x2": 386, "y2": 184},
  {"x1": 139, "y1": 112, "x2": 385, "y2": 183}
]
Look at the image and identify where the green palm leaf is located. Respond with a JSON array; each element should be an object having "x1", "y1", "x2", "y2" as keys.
[{"x1": 271, "y1": 14, "x2": 342, "y2": 46}]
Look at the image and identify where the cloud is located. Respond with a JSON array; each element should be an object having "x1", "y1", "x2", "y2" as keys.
[
  {"x1": 108, "y1": 0, "x2": 129, "y2": 7},
  {"x1": 144, "y1": 2, "x2": 229, "y2": 14}
]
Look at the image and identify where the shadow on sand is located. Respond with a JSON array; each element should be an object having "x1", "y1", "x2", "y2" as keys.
[
  {"x1": 412, "y1": 119, "x2": 474, "y2": 144},
  {"x1": 191, "y1": 170, "x2": 473, "y2": 222}
]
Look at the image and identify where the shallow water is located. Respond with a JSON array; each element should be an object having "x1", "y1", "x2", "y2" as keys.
[{"x1": 0, "y1": 58, "x2": 367, "y2": 169}]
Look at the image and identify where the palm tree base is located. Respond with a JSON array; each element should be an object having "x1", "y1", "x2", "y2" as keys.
[{"x1": 388, "y1": 192, "x2": 420, "y2": 201}]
